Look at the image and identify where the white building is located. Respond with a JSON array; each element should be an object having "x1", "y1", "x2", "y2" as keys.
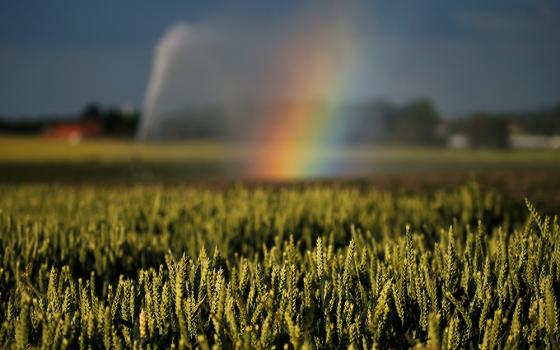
[
  {"x1": 447, "y1": 134, "x2": 470, "y2": 149},
  {"x1": 510, "y1": 134, "x2": 560, "y2": 149}
]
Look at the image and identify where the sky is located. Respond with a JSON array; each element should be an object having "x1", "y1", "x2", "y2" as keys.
[{"x1": 0, "y1": 0, "x2": 559, "y2": 117}]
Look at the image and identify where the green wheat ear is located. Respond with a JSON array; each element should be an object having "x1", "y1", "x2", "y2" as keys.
[
  {"x1": 315, "y1": 237, "x2": 324, "y2": 281},
  {"x1": 15, "y1": 293, "x2": 31, "y2": 350}
]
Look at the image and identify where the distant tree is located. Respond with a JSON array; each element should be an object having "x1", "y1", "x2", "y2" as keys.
[
  {"x1": 518, "y1": 102, "x2": 560, "y2": 135},
  {"x1": 390, "y1": 99, "x2": 442, "y2": 145},
  {"x1": 338, "y1": 100, "x2": 397, "y2": 145},
  {"x1": 81, "y1": 103, "x2": 103, "y2": 122},
  {"x1": 341, "y1": 99, "x2": 442, "y2": 146},
  {"x1": 156, "y1": 107, "x2": 229, "y2": 140},
  {"x1": 465, "y1": 113, "x2": 509, "y2": 148},
  {"x1": 102, "y1": 108, "x2": 139, "y2": 137}
]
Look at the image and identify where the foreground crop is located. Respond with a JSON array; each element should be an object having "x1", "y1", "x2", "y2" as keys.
[{"x1": 0, "y1": 184, "x2": 558, "y2": 349}]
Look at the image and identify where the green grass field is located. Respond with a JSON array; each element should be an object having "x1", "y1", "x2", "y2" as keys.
[
  {"x1": 1, "y1": 137, "x2": 559, "y2": 184},
  {"x1": 2, "y1": 136, "x2": 559, "y2": 166}
]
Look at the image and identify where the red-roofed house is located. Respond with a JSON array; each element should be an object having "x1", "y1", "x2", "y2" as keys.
[{"x1": 45, "y1": 120, "x2": 102, "y2": 141}]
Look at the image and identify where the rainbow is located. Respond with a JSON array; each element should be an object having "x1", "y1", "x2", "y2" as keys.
[{"x1": 249, "y1": 10, "x2": 362, "y2": 179}]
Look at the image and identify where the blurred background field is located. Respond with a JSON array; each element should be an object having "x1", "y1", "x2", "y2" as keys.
[
  {"x1": 0, "y1": 136, "x2": 559, "y2": 210},
  {"x1": 2, "y1": 136, "x2": 560, "y2": 166},
  {"x1": 0, "y1": 1, "x2": 558, "y2": 211},
  {"x1": 2, "y1": 136, "x2": 560, "y2": 178}
]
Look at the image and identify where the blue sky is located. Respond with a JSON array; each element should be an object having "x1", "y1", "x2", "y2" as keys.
[{"x1": 1, "y1": 0, "x2": 559, "y2": 116}]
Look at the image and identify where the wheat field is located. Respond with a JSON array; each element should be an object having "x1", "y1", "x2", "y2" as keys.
[{"x1": 0, "y1": 183, "x2": 558, "y2": 349}]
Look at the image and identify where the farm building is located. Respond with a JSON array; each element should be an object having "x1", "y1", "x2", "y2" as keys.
[{"x1": 44, "y1": 120, "x2": 102, "y2": 142}]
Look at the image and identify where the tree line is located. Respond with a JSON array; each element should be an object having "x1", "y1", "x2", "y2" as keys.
[{"x1": 1, "y1": 100, "x2": 559, "y2": 148}]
